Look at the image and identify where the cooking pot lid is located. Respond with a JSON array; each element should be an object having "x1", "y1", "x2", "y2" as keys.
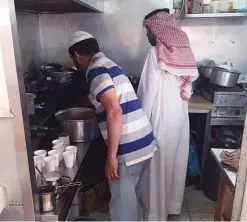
[
  {"x1": 200, "y1": 65, "x2": 213, "y2": 68},
  {"x1": 213, "y1": 66, "x2": 241, "y2": 74},
  {"x1": 214, "y1": 62, "x2": 241, "y2": 74}
]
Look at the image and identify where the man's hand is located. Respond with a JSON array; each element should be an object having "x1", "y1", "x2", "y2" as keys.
[{"x1": 106, "y1": 156, "x2": 120, "y2": 181}]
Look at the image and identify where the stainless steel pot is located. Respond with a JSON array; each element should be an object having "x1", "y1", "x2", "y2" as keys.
[
  {"x1": 199, "y1": 66, "x2": 214, "y2": 78},
  {"x1": 26, "y1": 93, "x2": 36, "y2": 116},
  {"x1": 50, "y1": 71, "x2": 74, "y2": 84},
  {"x1": 55, "y1": 108, "x2": 100, "y2": 142},
  {"x1": 37, "y1": 186, "x2": 56, "y2": 213},
  {"x1": 210, "y1": 67, "x2": 241, "y2": 87}
]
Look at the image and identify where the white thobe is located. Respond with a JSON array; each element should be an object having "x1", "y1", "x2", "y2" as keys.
[{"x1": 137, "y1": 47, "x2": 197, "y2": 221}]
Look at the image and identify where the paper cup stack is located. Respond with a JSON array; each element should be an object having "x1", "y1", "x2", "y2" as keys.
[
  {"x1": 33, "y1": 133, "x2": 75, "y2": 172},
  {"x1": 52, "y1": 139, "x2": 65, "y2": 162},
  {"x1": 34, "y1": 149, "x2": 57, "y2": 173},
  {"x1": 63, "y1": 146, "x2": 78, "y2": 168}
]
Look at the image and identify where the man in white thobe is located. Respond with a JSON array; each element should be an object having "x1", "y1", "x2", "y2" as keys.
[{"x1": 137, "y1": 9, "x2": 199, "y2": 220}]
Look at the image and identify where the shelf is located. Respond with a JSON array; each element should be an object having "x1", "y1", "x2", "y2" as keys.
[{"x1": 184, "y1": 12, "x2": 247, "y2": 18}]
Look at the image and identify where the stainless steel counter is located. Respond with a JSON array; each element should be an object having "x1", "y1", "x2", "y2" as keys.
[
  {"x1": 39, "y1": 142, "x2": 90, "y2": 221},
  {"x1": 211, "y1": 148, "x2": 237, "y2": 187}
]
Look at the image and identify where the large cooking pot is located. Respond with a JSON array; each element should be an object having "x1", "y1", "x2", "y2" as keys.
[
  {"x1": 26, "y1": 93, "x2": 36, "y2": 116},
  {"x1": 199, "y1": 65, "x2": 214, "y2": 78},
  {"x1": 55, "y1": 108, "x2": 100, "y2": 142},
  {"x1": 210, "y1": 66, "x2": 241, "y2": 87},
  {"x1": 50, "y1": 71, "x2": 74, "y2": 84}
]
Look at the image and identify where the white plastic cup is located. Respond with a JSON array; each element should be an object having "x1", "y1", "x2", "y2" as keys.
[
  {"x1": 58, "y1": 133, "x2": 70, "y2": 147},
  {"x1": 65, "y1": 146, "x2": 77, "y2": 163},
  {"x1": 52, "y1": 144, "x2": 65, "y2": 161},
  {"x1": 33, "y1": 156, "x2": 43, "y2": 171},
  {"x1": 57, "y1": 149, "x2": 64, "y2": 162},
  {"x1": 44, "y1": 156, "x2": 56, "y2": 172},
  {"x1": 48, "y1": 150, "x2": 60, "y2": 167},
  {"x1": 52, "y1": 139, "x2": 63, "y2": 146},
  {"x1": 34, "y1": 150, "x2": 47, "y2": 158},
  {"x1": 52, "y1": 143, "x2": 64, "y2": 151},
  {"x1": 63, "y1": 151, "x2": 75, "y2": 168}
]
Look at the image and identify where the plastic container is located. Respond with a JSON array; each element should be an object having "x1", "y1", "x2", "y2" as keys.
[
  {"x1": 210, "y1": 0, "x2": 221, "y2": 12},
  {"x1": 203, "y1": 0, "x2": 211, "y2": 12},
  {"x1": 221, "y1": 0, "x2": 229, "y2": 12},
  {"x1": 203, "y1": 3, "x2": 211, "y2": 12},
  {"x1": 228, "y1": 0, "x2": 234, "y2": 11}
]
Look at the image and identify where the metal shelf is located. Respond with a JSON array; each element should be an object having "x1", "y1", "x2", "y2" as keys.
[{"x1": 184, "y1": 12, "x2": 247, "y2": 18}]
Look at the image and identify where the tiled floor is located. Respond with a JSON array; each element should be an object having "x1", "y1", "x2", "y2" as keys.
[
  {"x1": 169, "y1": 185, "x2": 216, "y2": 221},
  {"x1": 90, "y1": 185, "x2": 216, "y2": 221}
]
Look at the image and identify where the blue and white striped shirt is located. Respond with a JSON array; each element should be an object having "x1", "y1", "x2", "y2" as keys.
[{"x1": 86, "y1": 52, "x2": 157, "y2": 166}]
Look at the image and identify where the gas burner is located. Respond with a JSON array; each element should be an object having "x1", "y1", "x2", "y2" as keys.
[
  {"x1": 200, "y1": 81, "x2": 247, "y2": 125},
  {"x1": 210, "y1": 84, "x2": 244, "y2": 93},
  {"x1": 201, "y1": 82, "x2": 246, "y2": 102}
]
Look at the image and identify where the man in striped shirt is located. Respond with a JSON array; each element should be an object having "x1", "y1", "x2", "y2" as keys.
[{"x1": 68, "y1": 31, "x2": 157, "y2": 220}]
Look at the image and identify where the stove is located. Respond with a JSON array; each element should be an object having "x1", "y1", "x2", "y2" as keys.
[{"x1": 202, "y1": 82, "x2": 247, "y2": 125}]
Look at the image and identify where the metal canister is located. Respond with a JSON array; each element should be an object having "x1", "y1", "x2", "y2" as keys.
[{"x1": 37, "y1": 186, "x2": 56, "y2": 213}]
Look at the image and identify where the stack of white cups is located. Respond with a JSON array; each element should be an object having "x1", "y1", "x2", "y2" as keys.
[
  {"x1": 52, "y1": 139, "x2": 65, "y2": 162},
  {"x1": 34, "y1": 134, "x2": 75, "y2": 174},
  {"x1": 34, "y1": 149, "x2": 58, "y2": 173},
  {"x1": 43, "y1": 156, "x2": 56, "y2": 172},
  {"x1": 63, "y1": 146, "x2": 77, "y2": 168},
  {"x1": 51, "y1": 136, "x2": 78, "y2": 168},
  {"x1": 34, "y1": 150, "x2": 46, "y2": 170}
]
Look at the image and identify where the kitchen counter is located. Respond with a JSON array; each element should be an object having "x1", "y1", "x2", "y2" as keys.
[
  {"x1": 211, "y1": 148, "x2": 237, "y2": 187},
  {"x1": 189, "y1": 95, "x2": 213, "y2": 113},
  {"x1": 212, "y1": 148, "x2": 237, "y2": 221},
  {"x1": 38, "y1": 137, "x2": 107, "y2": 221}
]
